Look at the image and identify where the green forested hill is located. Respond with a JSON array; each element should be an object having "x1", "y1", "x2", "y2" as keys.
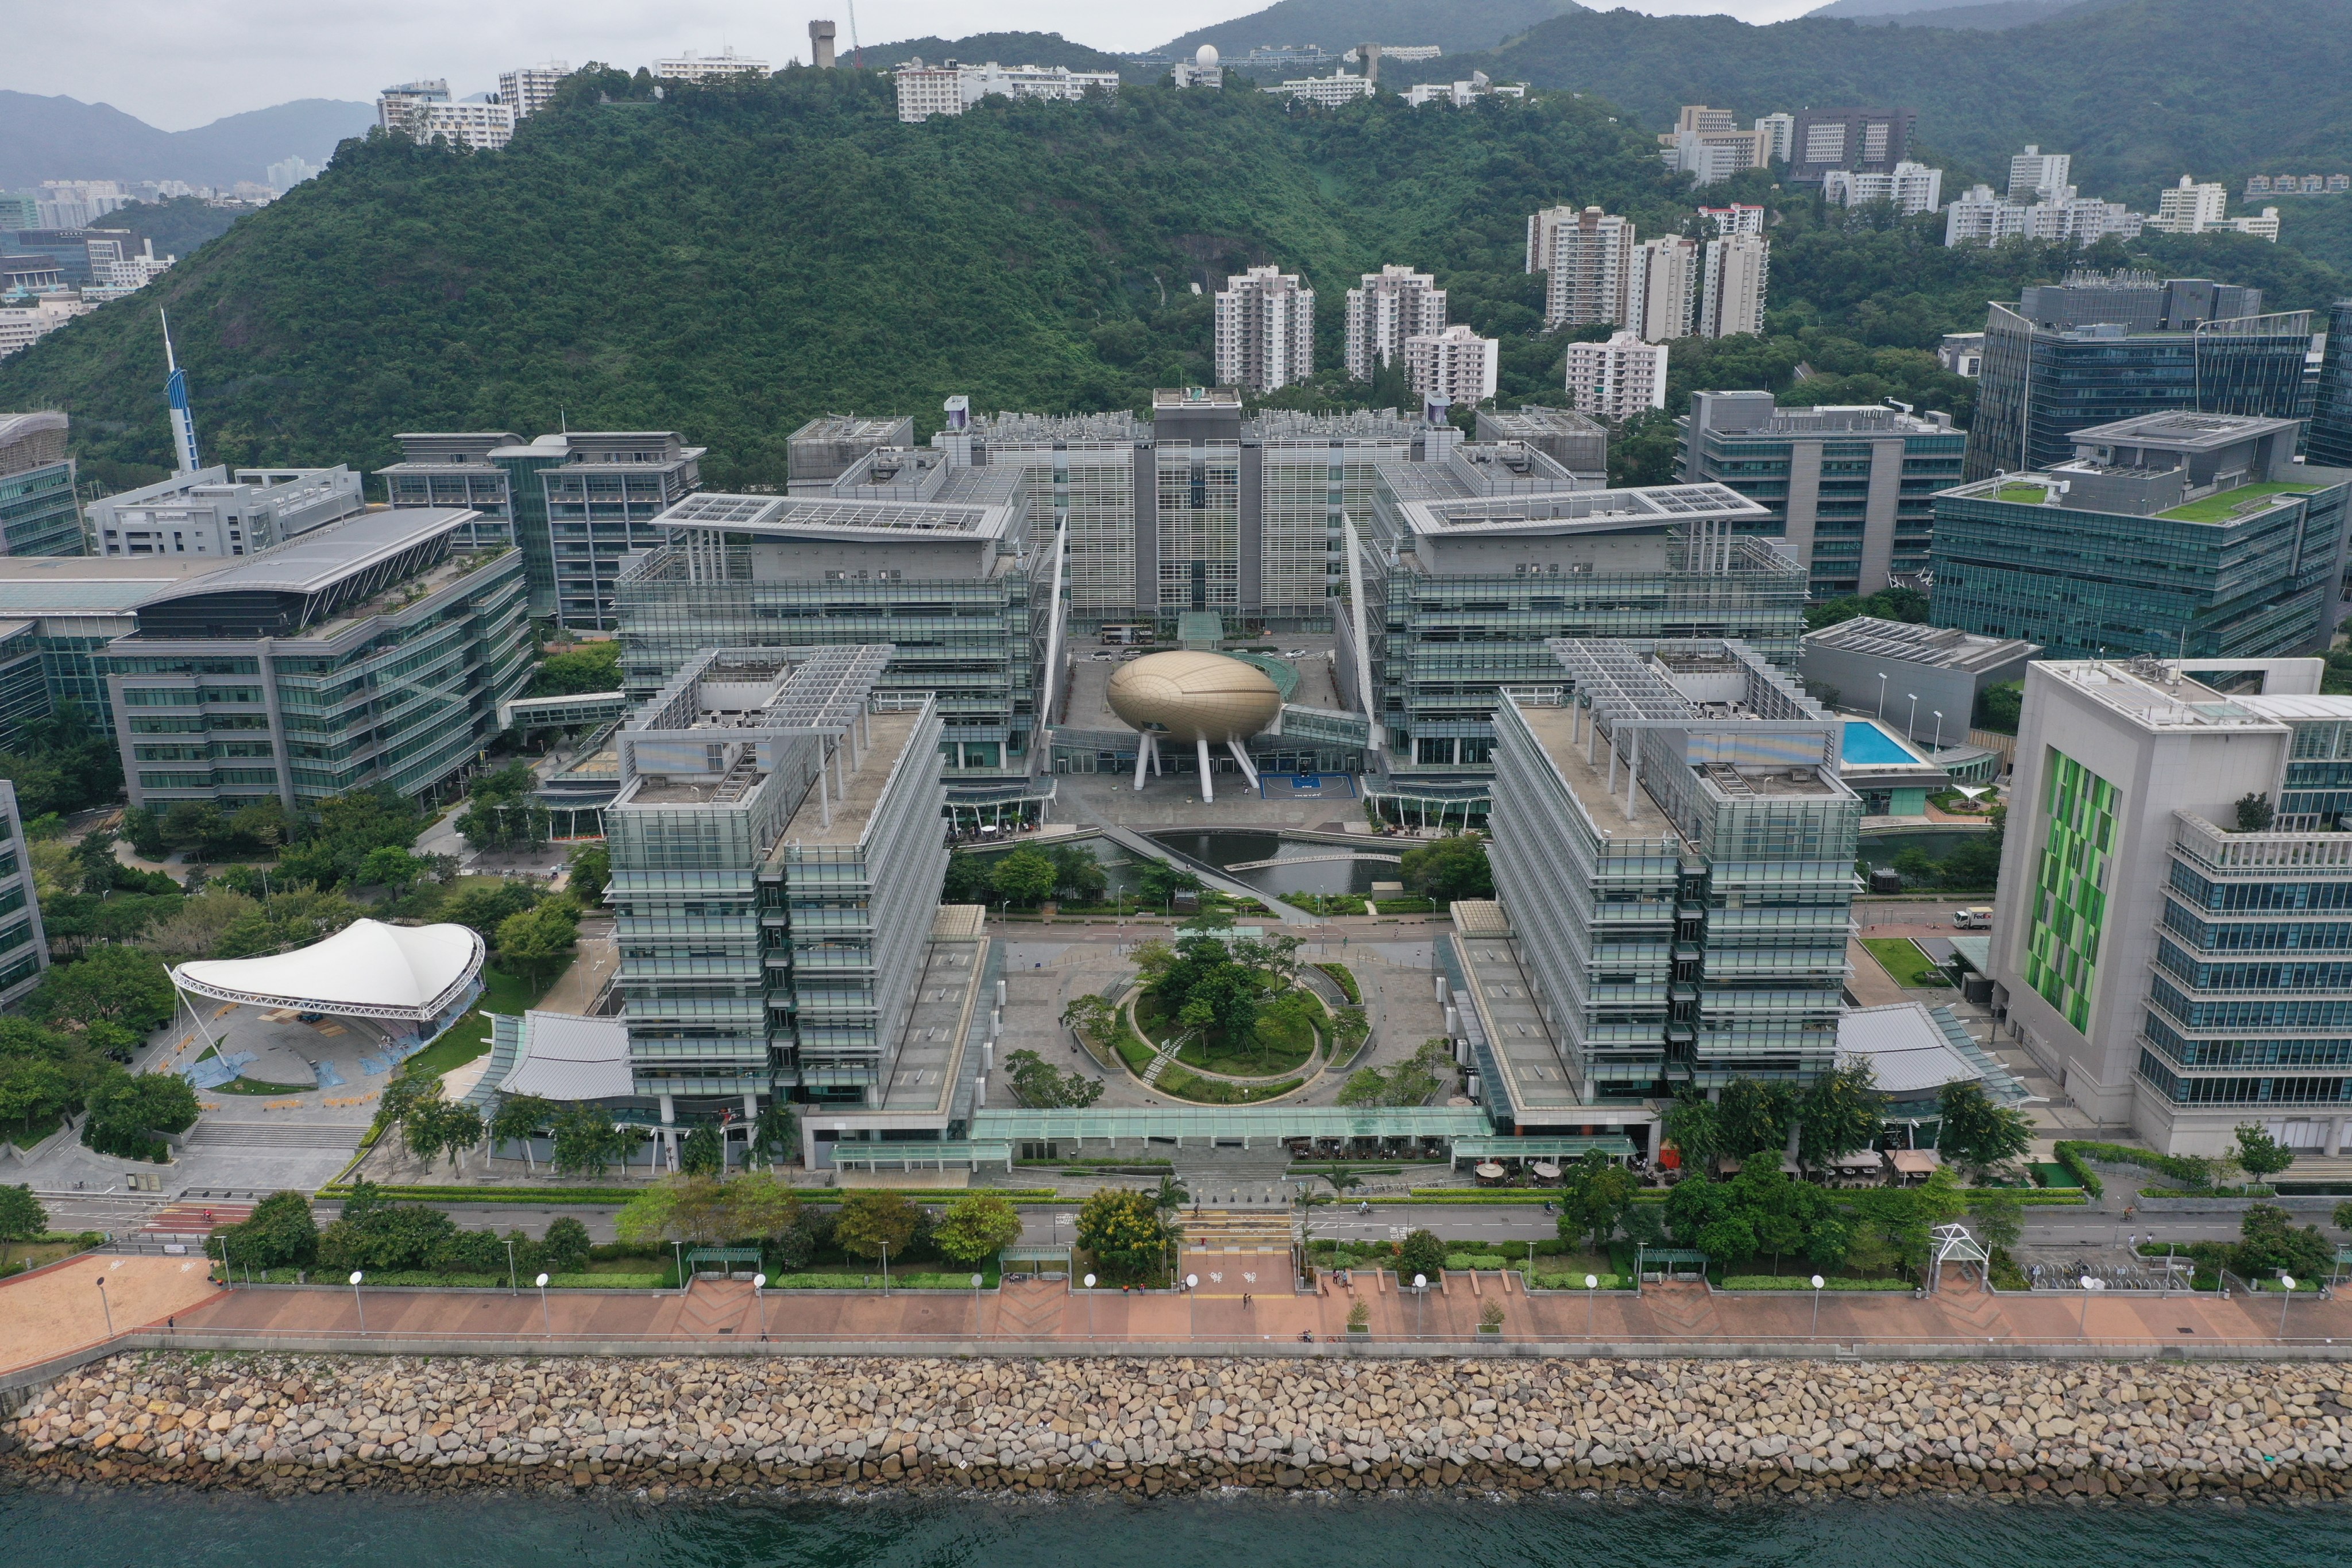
[
  {"x1": 0, "y1": 68, "x2": 2333, "y2": 491},
  {"x1": 1408, "y1": 0, "x2": 2352, "y2": 203}
]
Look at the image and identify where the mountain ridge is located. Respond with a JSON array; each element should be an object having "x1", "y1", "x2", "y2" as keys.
[{"x1": 0, "y1": 92, "x2": 376, "y2": 190}]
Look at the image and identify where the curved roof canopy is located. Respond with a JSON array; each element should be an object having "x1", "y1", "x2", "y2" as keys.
[{"x1": 172, "y1": 919, "x2": 485, "y2": 1022}]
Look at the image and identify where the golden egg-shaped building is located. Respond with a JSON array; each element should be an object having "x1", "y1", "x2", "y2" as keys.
[{"x1": 1105, "y1": 651, "x2": 1283, "y2": 743}]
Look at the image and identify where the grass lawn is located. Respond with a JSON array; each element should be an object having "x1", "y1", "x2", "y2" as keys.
[
  {"x1": 217, "y1": 1076, "x2": 313, "y2": 1096},
  {"x1": 1995, "y1": 483, "x2": 2050, "y2": 504},
  {"x1": 403, "y1": 959, "x2": 565, "y2": 1078},
  {"x1": 1861, "y1": 936, "x2": 1948, "y2": 988},
  {"x1": 2158, "y1": 482, "x2": 2316, "y2": 523}
]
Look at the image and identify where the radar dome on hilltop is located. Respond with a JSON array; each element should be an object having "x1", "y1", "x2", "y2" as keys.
[{"x1": 1196, "y1": 44, "x2": 1219, "y2": 69}]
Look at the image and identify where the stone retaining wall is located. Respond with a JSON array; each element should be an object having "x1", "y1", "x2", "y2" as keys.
[{"x1": 6, "y1": 1352, "x2": 2352, "y2": 1504}]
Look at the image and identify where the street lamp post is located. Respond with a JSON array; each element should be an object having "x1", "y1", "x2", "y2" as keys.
[
  {"x1": 2280, "y1": 1275, "x2": 2297, "y2": 1339},
  {"x1": 350, "y1": 1271, "x2": 366, "y2": 1334},
  {"x1": 1413, "y1": 1273, "x2": 1426, "y2": 1339},
  {"x1": 1083, "y1": 1273, "x2": 1096, "y2": 1340},
  {"x1": 970, "y1": 1272, "x2": 982, "y2": 1334},
  {"x1": 1585, "y1": 1273, "x2": 1597, "y2": 1336},
  {"x1": 756, "y1": 1273, "x2": 771, "y2": 1341},
  {"x1": 537, "y1": 1272, "x2": 553, "y2": 1337},
  {"x1": 1811, "y1": 1274, "x2": 1825, "y2": 1337},
  {"x1": 1906, "y1": 693, "x2": 1919, "y2": 741},
  {"x1": 1876, "y1": 673, "x2": 1888, "y2": 720},
  {"x1": 95, "y1": 1276, "x2": 113, "y2": 1337},
  {"x1": 2079, "y1": 1275, "x2": 2100, "y2": 1337},
  {"x1": 1931, "y1": 711, "x2": 1944, "y2": 755},
  {"x1": 504, "y1": 1237, "x2": 517, "y2": 1295},
  {"x1": 1187, "y1": 1273, "x2": 1198, "y2": 1339}
]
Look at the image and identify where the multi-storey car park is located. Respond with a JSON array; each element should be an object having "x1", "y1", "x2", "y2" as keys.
[
  {"x1": 1474, "y1": 639, "x2": 1859, "y2": 1110},
  {"x1": 95, "y1": 508, "x2": 532, "y2": 813}
]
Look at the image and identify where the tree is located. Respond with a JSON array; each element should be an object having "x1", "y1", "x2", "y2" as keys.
[
  {"x1": 1075, "y1": 1186, "x2": 1170, "y2": 1281},
  {"x1": 1663, "y1": 1174, "x2": 1733, "y2": 1247},
  {"x1": 1795, "y1": 1060, "x2": 1886, "y2": 1167},
  {"x1": 1336, "y1": 1038, "x2": 1453, "y2": 1107},
  {"x1": 565, "y1": 842, "x2": 611, "y2": 906},
  {"x1": 1047, "y1": 843, "x2": 1107, "y2": 903},
  {"x1": 1137, "y1": 863, "x2": 1202, "y2": 907},
  {"x1": 496, "y1": 897, "x2": 580, "y2": 980},
  {"x1": 1002, "y1": 1047, "x2": 1104, "y2": 1108},
  {"x1": 2233, "y1": 1203, "x2": 2332, "y2": 1281},
  {"x1": 402, "y1": 1095, "x2": 454, "y2": 1165},
  {"x1": 1060, "y1": 994, "x2": 1119, "y2": 1046},
  {"x1": 532, "y1": 639, "x2": 622, "y2": 696},
  {"x1": 1662, "y1": 1094, "x2": 1723, "y2": 1172},
  {"x1": 1968, "y1": 1188, "x2": 2025, "y2": 1255},
  {"x1": 990, "y1": 845, "x2": 1059, "y2": 907},
  {"x1": 540, "y1": 1216, "x2": 593, "y2": 1275},
  {"x1": 29, "y1": 945, "x2": 177, "y2": 1034},
  {"x1": 1717, "y1": 1077, "x2": 1795, "y2": 1160},
  {"x1": 122, "y1": 805, "x2": 166, "y2": 860},
  {"x1": 137, "y1": 887, "x2": 261, "y2": 961},
  {"x1": 1557, "y1": 1150, "x2": 1637, "y2": 1253},
  {"x1": 1318, "y1": 1165, "x2": 1363, "y2": 1201},
  {"x1": 1396, "y1": 1228, "x2": 1447, "y2": 1281},
  {"x1": 379, "y1": 1063, "x2": 443, "y2": 1141},
  {"x1": 1327, "y1": 1004, "x2": 1370, "y2": 1060},
  {"x1": 750, "y1": 1101, "x2": 798, "y2": 1167},
  {"x1": 1398, "y1": 834, "x2": 1493, "y2": 902},
  {"x1": 679, "y1": 1123, "x2": 723, "y2": 1176},
  {"x1": 432, "y1": 1101, "x2": 484, "y2": 1174},
  {"x1": 0, "y1": 1183, "x2": 48, "y2": 1269},
  {"x1": 1697, "y1": 1215, "x2": 1759, "y2": 1269},
  {"x1": 2236, "y1": 792, "x2": 2276, "y2": 832},
  {"x1": 724, "y1": 1170, "x2": 802, "y2": 1243},
  {"x1": 490, "y1": 1093, "x2": 554, "y2": 1169},
  {"x1": 2234, "y1": 1122, "x2": 2297, "y2": 1181},
  {"x1": 440, "y1": 878, "x2": 543, "y2": 940},
  {"x1": 205, "y1": 1191, "x2": 317, "y2": 1270},
  {"x1": 1935, "y1": 1080, "x2": 2034, "y2": 1172},
  {"x1": 934, "y1": 1194, "x2": 1022, "y2": 1266},
  {"x1": 81, "y1": 1068, "x2": 199, "y2": 1160},
  {"x1": 550, "y1": 1102, "x2": 632, "y2": 1177},
  {"x1": 943, "y1": 850, "x2": 994, "y2": 903},
  {"x1": 357, "y1": 846, "x2": 428, "y2": 895},
  {"x1": 835, "y1": 1189, "x2": 922, "y2": 1263},
  {"x1": 2335, "y1": 1199, "x2": 2352, "y2": 1237}
]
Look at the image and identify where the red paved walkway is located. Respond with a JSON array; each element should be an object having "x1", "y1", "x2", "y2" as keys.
[{"x1": 148, "y1": 1269, "x2": 2352, "y2": 1351}]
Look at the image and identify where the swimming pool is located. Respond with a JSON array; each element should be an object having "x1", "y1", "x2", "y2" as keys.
[{"x1": 1842, "y1": 719, "x2": 1925, "y2": 766}]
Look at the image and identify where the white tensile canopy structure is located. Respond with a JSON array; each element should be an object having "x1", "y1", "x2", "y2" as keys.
[{"x1": 171, "y1": 919, "x2": 486, "y2": 1032}]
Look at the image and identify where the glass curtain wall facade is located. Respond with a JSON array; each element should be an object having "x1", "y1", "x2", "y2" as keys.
[
  {"x1": 100, "y1": 529, "x2": 532, "y2": 811},
  {"x1": 1968, "y1": 304, "x2": 2314, "y2": 480},
  {"x1": 2312, "y1": 301, "x2": 2352, "y2": 471},
  {"x1": 0, "y1": 455, "x2": 82, "y2": 558},
  {"x1": 1929, "y1": 478, "x2": 2348, "y2": 660},
  {"x1": 0, "y1": 780, "x2": 48, "y2": 1004}
]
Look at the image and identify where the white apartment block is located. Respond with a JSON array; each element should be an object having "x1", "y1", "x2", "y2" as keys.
[
  {"x1": 265, "y1": 156, "x2": 321, "y2": 191},
  {"x1": 1700, "y1": 203, "x2": 1766, "y2": 236},
  {"x1": 1265, "y1": 72, "x2": 1374, "y2": 106},
  {"x1": 33, "y1": 180, "x2": 128, "y2": 229},
  {"x1": 499, "y1": 62, "x2": 571, "y2": 118},
  {"x1": 654, "y1": 48, "x2": 768, "y2": 83},
  {"x1": 376, "y1": 79, "x2": 449, "y2": 130},
  {"x1": 1214, "y1": 266, "x2": 1315, "y2": 393},
  {"x1": 1400, "y1": 72, "x2": 1525, "y2": 107},
  {"x1": 1755, "y1": 113, "x2": 1794, "y2": 164},
  {"x1": 1404, "y1": 324, "x2": 1498, "y2": 406},
  {"x1": 2009, "y1": 144, "x2": 2071, "y2": 202},
  {"x1": 403, "y1": 100, "x2": 515, "y2": 150},
  {"x1": 894, "y1": 59, "x2": 1121, "y2": 121},
  {"x1": 1658, "y1": 106, "x2": 1766, "y2": 187},
  {"x1": 1344, "y1": 265, "x2": 1447, "y2": 381},
  {"x1": 1562, "y1": 330, "x2": 1667, "y2": 419},
  {"x1": 1823, "y1": 161, "x2": 1944, "y2": 214},
  {"x1": 1526, "y1": 206, "x2": 1636, "y2": 329},
  {"x1": 1944, "y1": 183, "x2": 2145, "y2": 249},
  {"x1": 0, "y1": 298, "x2": 95, "y2": 361},
  {"x1": 2215, "y1": 207, "x2": 2283, "y2": 242},
  {"x1": 2153, "y1": 176, "x2": 2230, "y2": 234},
  {"x1": 1625, "y1": 236, "x2": 1698, "y2": 343},
  {"x1": 1698, "y1": 235, "x2": 1767, "y2": 339}
]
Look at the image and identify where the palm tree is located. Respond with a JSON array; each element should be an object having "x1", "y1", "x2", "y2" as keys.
[
  {"x1": 1152, "y1": 1172, "x2": 1191, "y2": 1214},
  {"x1": 1320, "y1": 1165, "x2": 1364, "y2": 1202}
]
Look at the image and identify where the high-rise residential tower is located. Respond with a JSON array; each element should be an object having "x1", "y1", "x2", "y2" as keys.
[
  {"x1": 1527, "y1": 206, "x2": 1636, "y2": 329},
  {"x1": 1344, "y1": 265, "x2": 1447, "y2": 383},
  {"x1": 1214, "y1": 267, "x2": 1315, "y2": 392},
  {"x1": 1698, "y1": 234, "x2": 1768, "y2": 338}
]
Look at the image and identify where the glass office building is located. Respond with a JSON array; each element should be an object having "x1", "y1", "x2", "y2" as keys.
[
  {"x1": 1347, "y1": 458, "x2": 1805, "y2": 782},
  {"x1": 605, "y1": 647, "x2": 945, "y2": 1113},
  {"x1": 0, "y1": 412, "x2": 84, "y2": 558},
  {"x1": 96, "y1": 509, "x2": 532, "y2": 811},
  {"x1": 613, "y1": 457, "x2": 1044, "y2": 783},
  {"x1": 2311, "y1": 300, "x2": 2352, "y2": 472},
  {"x1": 1487, "y1": 639, "x2": 1858, "y2": 1100},
  {"x1": 1967, "y1": 273, "x2": 2311, "y2": 481},
  {"x1": 1677, "y1": 392, "x2": 1966, "y2": 598},
  {"x1": 1931, "y1": 411, "x2": 2349, "y2": 661}
]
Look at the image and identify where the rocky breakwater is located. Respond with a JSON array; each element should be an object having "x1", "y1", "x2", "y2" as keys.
[{"x1": 7, "y1": 1354, "x2": 2352, "y2": 1504}]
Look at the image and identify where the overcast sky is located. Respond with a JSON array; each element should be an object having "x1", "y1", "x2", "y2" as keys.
[{"x1": 6, "y1": 0, "x2": 1822, "y2": 130}]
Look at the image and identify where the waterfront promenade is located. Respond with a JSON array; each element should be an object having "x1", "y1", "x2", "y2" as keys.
[{"x1": 12, "y1": 1260, "x2": 2351, "y2": 1376}]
